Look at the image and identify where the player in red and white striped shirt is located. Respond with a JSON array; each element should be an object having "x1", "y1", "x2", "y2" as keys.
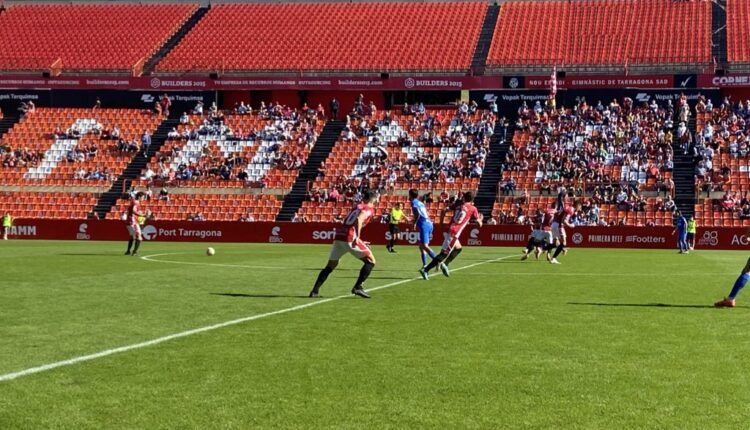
[
  {"x1": 309, "y1": 190, "x2": 380, "y2": 299},
  {"x1": 125, "y1": 192, "x2": 146, "y2": 256},
  {"x1": 420, "y1": 191, "x2": 482, "y2": 280}
]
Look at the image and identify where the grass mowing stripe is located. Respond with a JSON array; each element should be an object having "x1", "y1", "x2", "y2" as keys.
[{"x1": 0, "y1": 253, "x2": 518, "y2": 383}]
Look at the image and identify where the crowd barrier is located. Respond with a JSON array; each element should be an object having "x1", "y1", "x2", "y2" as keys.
[{"x1": 5, "y1": 219, "x2": 750, "y2": 250}]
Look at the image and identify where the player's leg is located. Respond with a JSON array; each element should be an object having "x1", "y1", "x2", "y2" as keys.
[
  {"x1": 419, "y1": 232, "x2": 456, "y2": 280},
  {"x1": 3, "y1": 226, "x2": 7, "y2": 240},
  {"x1": 422, "y1": 233, "x2": 453, "y2": 278},
  {"x1": 444, "y1": 242, "x2": 463, "y2": 266},
  {"x1": 521, "y1": 235, "x2": 535, "y2": 260},
  {"x1": 310, "y1": 242, "x2": 344, "y2": 297},
  {"x1": 350, "y1": 241, "x2": 375, "y2": 298},
  {"x1": 387, "y1": 224, "x2": 396, "y2": 252},
  {"x1": 125, "y1": 225, "x2": 135, "y2": 255},
  {"x1": 681, "y1": 234, "x2": 689, "y2": 253},
  {"x1": 130, "y1": 224, "x2": 143, "y2": 256},
  {"x1": 715, "y1": 257, "x2": 750, "y2": 307},
  {"x1": 418, "y1": 224, "x2": 437, "y2": 267},
  {"x1": 310, "y1": 260, "x2": 339, "y2": 298},
  {"x1": 550, "y1": 228, "x2": 565, "y2": 264}
]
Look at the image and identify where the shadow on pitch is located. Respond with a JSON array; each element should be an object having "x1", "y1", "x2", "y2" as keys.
[
  {"x1": 211, "y1": 292, "x2": 310, "y2": 299},
  {"x1": 59, "y1": 253, "x2": 121, "y2": 257},
  {"x1": 568, "y1": 302, "x2": 748, "y2": 309}
]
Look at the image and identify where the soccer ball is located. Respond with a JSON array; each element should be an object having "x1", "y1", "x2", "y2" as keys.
[{"x1": 206, "y1": 247, "x2": 215, "y2": 256}]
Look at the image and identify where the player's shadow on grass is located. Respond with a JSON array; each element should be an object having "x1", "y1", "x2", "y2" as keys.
[
  {"x1": 211, "y1": 292, "x2": 309, "y2": 299},
  {"x1": 568, "y1": 302, "x2": 747, "y2": 309}
]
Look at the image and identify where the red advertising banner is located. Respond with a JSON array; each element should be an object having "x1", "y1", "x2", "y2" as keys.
[
  {"x1": 0, "y1": 75, "x2": 503, "y2": 91},
  {"x1": 6, "y1": 219, "x2": 750, "y2": 250},
  {"x1": 525, "y1": 75, "x2": 675, "y2": 89}
]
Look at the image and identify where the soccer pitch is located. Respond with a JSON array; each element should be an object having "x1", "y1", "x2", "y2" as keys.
[{"x1": 1, "y1": 241, "x2": 749, "y2": 428}]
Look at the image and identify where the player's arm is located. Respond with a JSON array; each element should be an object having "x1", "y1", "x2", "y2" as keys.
[
  {"x1": 352, "y1": 211, "x2": 368, "y2": 245},
  {"x1": 439, "y1": 207, "x2": 448, "y2": 225},
  {"x1": 475, "y1": 212, "x2": 483, "y2": 228}
]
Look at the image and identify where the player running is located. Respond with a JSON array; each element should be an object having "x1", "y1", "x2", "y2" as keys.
[
  {"x1": 549, "y1": 204, "x2": 575, "y2": 264},
  {"x1": 409, "y1": 189, "x2": 441, "y2": 270},
  {"x1": 419, "y1": 191, "x2": 482, "y2": 280},
  {"x1": 715, "y1": 251, "x2": 750, "y2": 308},
  {"x1": 309, "y1": 190, "x2": 379, "y2": 299},
  {"x1": 125, "y1": 192, "x2": 146, "y2": 256}
]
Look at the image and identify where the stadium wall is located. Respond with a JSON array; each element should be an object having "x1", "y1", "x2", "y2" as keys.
[{"x1": 5, "y1": 219, "x2": 747, "y2": 250}]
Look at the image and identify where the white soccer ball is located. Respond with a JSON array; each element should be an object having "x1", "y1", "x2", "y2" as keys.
[{"x1": 206, "y1": 247, "x2": 216, "y2": 256}]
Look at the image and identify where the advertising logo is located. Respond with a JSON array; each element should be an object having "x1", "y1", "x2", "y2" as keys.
[
  {"x1": 571, "y1": 232, "x2": 584, "y2": 245},
  {"x1": 404, "y1": 78, "x2": 416, "y2": 89},
  {"x1": 467, "y1": 228, "x2": 482, "y2": 246},
  {"x1": 149, "y1": 78, "x2": 161, "y2": 89},
  {"x1": 698, "y1": 230, "x2": 719, "y2": 247},
  {"x1": 269, "y1": 226, "x2": 283, "y2": 243},
  {"x1": 76, "y1": 223, "x2": 91, "y2": 240},
  {"x1": 142, "y1": 225, "x2": 158, "y2": 240}
]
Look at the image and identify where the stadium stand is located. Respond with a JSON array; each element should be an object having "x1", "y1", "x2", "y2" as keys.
[
  {"x1": 157, "y1": 2, "x2": 486, "y2": 73},
  {"x1": 108, "y1": 192, "x2": 281, "y2": 222},
  {"x1": 727, "y1": 0, "x2": 750, "y2": 64},
  {"x1": 692, "y1": 97, "x2": 750, "y2": 226},
  {"x1": 132, "y1": 104, "x2": 323, "y2": 190},
  {"x1": 0, "y1": 191, "x2": 99, "y2": 219},
  {"x1": 503, "y1": 97, "x2": 676, "y2": 192},
  {"x1": 494, "y1": 97, "x2": 682, "y2": 226},
  {"x1": 491, "y1": 195, "x2": 674, "y2": 227},
  {"x1": 0, "y1": 108, "x2": 162, "y2": 187},
  {"x1": 487, "y1": 0, "x2": 711, "y2": 71},
  {"x1": 0, "y1": 4, "x2": 197, "y2": 73},
  {"x1": 299, "y1": 103, "x2": 494, "y2": 221}
]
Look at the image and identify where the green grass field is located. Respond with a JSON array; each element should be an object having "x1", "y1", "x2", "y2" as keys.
[{"x1": 1, "y1": 240, "x2": 749, "y2": 429}]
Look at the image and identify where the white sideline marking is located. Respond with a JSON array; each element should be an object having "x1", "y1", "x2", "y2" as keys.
[
  {"x1": 141, "y1": 252, "x2": 286, "y2": 270},
  {"x1": 0, "y1": 253, "x2": 518, "y2": 383}
]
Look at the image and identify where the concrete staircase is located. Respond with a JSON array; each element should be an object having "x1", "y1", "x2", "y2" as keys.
[
  {"x1": 143, "y1": 6, "x2": 210, "y2": 75},
  {"x1": 276, "y1": 120, "x2": 345, "y2": 221},
  {"x1": 673, "y1": 116, "x2": 697, "y2": 218},
  {"x1": 475, "y1": 121, "x2": 512, "y2": 218},
  {"x1": 0, "y1": 115, "x2": 19, "y2": 140},
  {"x1": 470, "y1": 4, "x2": 500, "y2": 76},
  {"x1": 91, "y1": 118, "x2": 179, "y2": 219}
]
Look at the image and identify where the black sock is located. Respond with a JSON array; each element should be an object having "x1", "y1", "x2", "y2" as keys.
[
  {"x1": 445, "y1": 248, "x2": 463, "y2": 266},
  {"x1": 525, "y1": 238, "x2": 535, "y2": 253},
  {"x1": 354, "y1": 262, "x2": 375, "y2": 289},
  {"x1": 424, "y1": 253, "x2": 447, "y2": 272},
  {"x1": 126, "y1": 239, "x2": 133, "y2": 253},
  {"x1": 312, "y1": 266, "x2": 333, "y2": 292},
  {"x1": 389, "y1": 238, "x2": 395, "y2": 249},
  {"x1": 553, "y1": 244, "x2": 565, "y2": 258},
  {"x1": 132, "y1": 239, "x2": 141, "y2": 253}
]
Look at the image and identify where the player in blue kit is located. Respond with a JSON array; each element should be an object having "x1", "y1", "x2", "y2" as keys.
[
  {"x1": 409, "y1": 189, "x2": 439, "y2": 270},
  {"x1": 672, "y1": 210, "x2": 689, "y2": 254}
]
